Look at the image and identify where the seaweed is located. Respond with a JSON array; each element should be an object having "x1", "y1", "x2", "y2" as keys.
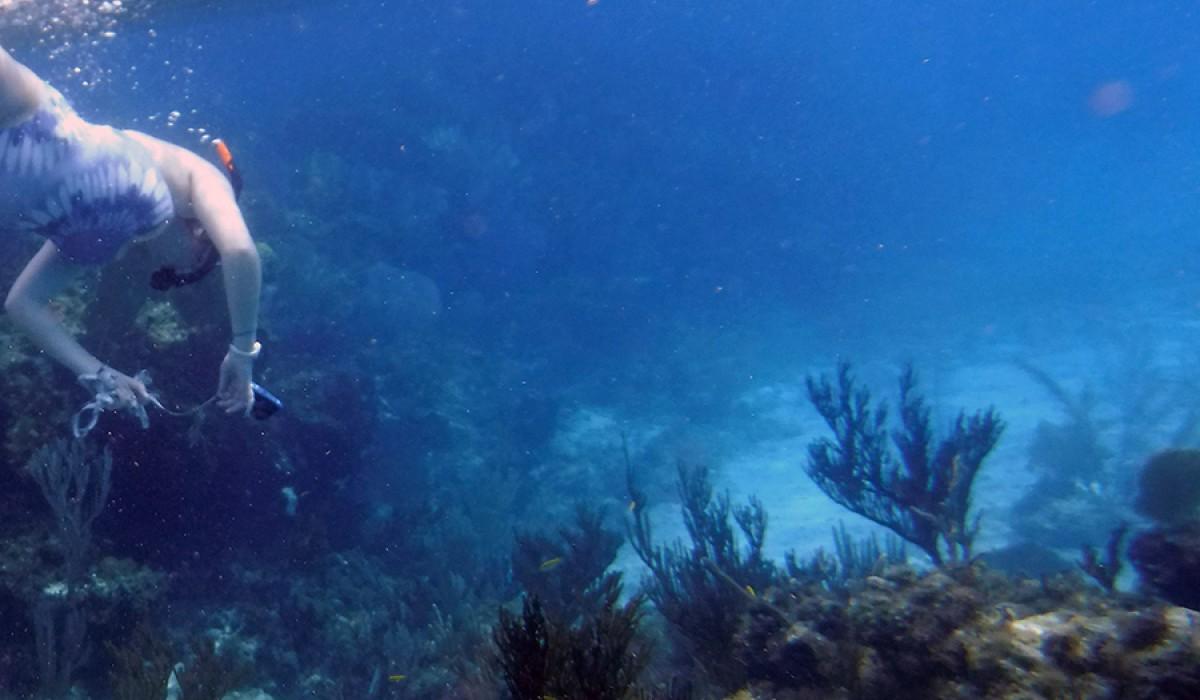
[
  {"x1": 106, "y1": 622, "x2": 250, "y2": 700},
  {"x1": 178, "y1": 638, "x2": 252, "y2": 700},
  {"x1": 805, "y1": 363, "x2": 1003, "y2": 565},
  {"x1": 786, "y1": 522, "x2": 908, "y2": 591},
  {"x1": 31, "y1": 597, "x2": 90, "y2": 698},
  {"x1": 1008, "y1": 361, "x2": 1115, "y2": 548},
  {"x1": 1078, "y1": 522, "x2": 1128, "y2": 592},
  {"x1": 512, "y1": 504, "x2": 623, "y2": 625},
  {"x1": 25, "y1": 439, "x2": 113, "y2": 587},
  {"x1": 25, "y1": 439, "x2": 114, "y2": 696},
  {"x1": 106, "y1": 620, "x2": 174, "y2": 700},
  {"x1": 627, "y1": 457, "x2": 776, "y2": 689},
  {"x1": 493, "y1": 589, "x2": 648, "y2": 700}
]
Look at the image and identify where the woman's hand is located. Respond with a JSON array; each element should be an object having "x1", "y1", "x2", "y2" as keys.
[
  {"x1": 106, "y1": 367, "x2": 153, "y2": 411},
  {"x1": 218, "y1": 350, "x2": 254, "y2": 415},
  {"x1": 72, "y1": 365, "x2": 156, "y2": 438}
]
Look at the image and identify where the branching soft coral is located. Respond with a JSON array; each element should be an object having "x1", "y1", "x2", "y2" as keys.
[
  {"x1": 805, "y1": 363, "x2": 1003, "y2": 565},
  {"x1": 627, "y1": 461, "x2": 776, "y2": 688},
  {"x1": 493, "y1": 590, "x2": 647, "y2": 700},
  {"x1": 512, "y1": 504, "x2": 623, "y2": 625}
]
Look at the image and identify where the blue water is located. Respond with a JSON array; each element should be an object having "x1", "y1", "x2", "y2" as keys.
[
  {"x1": 4, "y1": 1, "x2": 1200, "y2": 697},
  {"x1": 21, "y1": 1, "x2": 1200, "y2": 353}
]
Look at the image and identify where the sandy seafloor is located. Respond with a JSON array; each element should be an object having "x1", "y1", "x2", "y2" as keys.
[{"x1": 586, "y1": 289, "x2": 1200, "y2": 586}]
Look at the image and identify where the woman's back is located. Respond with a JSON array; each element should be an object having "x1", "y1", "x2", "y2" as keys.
[{"x1": 0, "y1": 87, "x2": 174, "y2": 263}]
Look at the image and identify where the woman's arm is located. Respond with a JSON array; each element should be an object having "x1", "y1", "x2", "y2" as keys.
[
  {"x1": 188, "y1": 161, "x2": 261, "y2": 351},
  {"x1": 4, "y1": 241, "x2": 101, "y2": 375},
  {"x1": 188, "y1": 159, "x2": 262, "y2": 413},
  {"x1": 0, "y1": 45, "x2": 46, "y2": 126},
  {"x1": 4, "y1": 241, "x2": 152, "y2": 406}
]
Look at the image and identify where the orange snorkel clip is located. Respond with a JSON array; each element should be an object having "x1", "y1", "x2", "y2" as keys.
[{"x1": 212, "y1": 138, "x2": 244, "y2": 198}]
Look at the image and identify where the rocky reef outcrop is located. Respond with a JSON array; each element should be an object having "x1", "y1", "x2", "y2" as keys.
[{"x1": 730, "y1": 565, "x2": 1200, "y2": 700}]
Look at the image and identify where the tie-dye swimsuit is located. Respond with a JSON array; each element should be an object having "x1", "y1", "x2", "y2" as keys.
[{"x1": 0, "y1": 88, "x2": 174, "y2": 264}]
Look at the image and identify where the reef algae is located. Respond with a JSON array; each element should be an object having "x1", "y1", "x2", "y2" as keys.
[{"x1": 729, "y1": 564, "x2": 1200, "y2": 699}]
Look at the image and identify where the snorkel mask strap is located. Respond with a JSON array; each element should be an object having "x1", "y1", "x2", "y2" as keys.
[{"x1": 150, "y1": 138, "x2": 243, "y2": 292}]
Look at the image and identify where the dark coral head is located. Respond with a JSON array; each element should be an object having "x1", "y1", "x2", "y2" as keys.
[{"x1": 1135, "y1": 449, "x2": 1200, "y2": 525}]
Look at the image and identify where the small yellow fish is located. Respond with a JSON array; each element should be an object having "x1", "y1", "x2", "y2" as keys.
[
  {"x1": 389, "y1": 675, "x2": 407, "y2": 682},
  {"x1": 745, "y1": 585, "x2": 756, "y2": 598},
  {"x1": 539, "y1": 557, "x2": 564, "y2": 572}
]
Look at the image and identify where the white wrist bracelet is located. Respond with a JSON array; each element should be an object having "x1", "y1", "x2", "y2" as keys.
[{"x1": 228, "y1": 341, "x2": 262, "y2": 360}]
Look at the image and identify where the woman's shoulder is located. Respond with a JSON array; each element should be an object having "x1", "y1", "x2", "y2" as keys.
[
  {"x1": 0, "y1": 48, "x2": 50, "y2": 128},
  {"x1": 121, "y1": 129, "x2": 168, "y2": 157},
  {"x1": 123, "y1": 131, "x2": 214, "y2": 173},
  {"x1": 123, "y1": 131, "x2": 227, "y2": 213}
]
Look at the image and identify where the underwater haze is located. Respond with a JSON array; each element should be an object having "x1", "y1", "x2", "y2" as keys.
[
  {"x1": 14, "y1": 0, "x2": 1199, "y2": 362},
  {"x1": 3, "y1": 1, "x2": 1200, "y2": 698}
]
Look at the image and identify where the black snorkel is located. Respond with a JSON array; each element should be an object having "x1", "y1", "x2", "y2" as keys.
[
  {"x1": 150, "y1": 138, "x2": 240, "y2": 291},
  {"x1": 150, "y1": 244, "x2": 219, "y2": 290}
]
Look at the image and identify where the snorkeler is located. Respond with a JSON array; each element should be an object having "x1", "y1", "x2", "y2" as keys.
[{"x1": 0, "y1": 44, "x2": 262, "y2": 418}]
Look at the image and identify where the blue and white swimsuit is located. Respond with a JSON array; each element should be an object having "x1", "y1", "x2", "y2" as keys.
[{"x1": 0, "y1": 88, "x2": 174, "y2": 264}]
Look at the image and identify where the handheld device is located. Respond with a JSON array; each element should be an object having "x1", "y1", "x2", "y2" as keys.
[{"x1": 250, "y1": 383, "x2": 283, "y2": 420}]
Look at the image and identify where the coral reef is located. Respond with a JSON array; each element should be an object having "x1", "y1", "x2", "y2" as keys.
[
  {"x1": 805, "y1": 363, "x2": 1003, "y2": 564},
  {"x1": 133, "y1": 299, "x2": 193, "y2": 348},
  {"x1": 493, "y1": 591, "x2": 648, "y2": 700},
  {"x1": 23, "y1": 439, "x2": 113, "y2": 696},
  {"x1": 1128, "y1": 521, "x2": 1200, "y2": 611},
  {"x1": 1134, "y1": 448, "x2": 1200, "y2": 524},
  {"x1": 106, "y1": 620, "x2": 252, "y2": 700},
  {"x1": 730, "y1": 564, "x2": 1200, "y2": 699},
  {"x1": 0, "y1": 544, "x2": 166, "y2": 697},
  {"x1": 25, "y1": 440, "x2": 112, "y2": 587},
  {"x1": 189, "y1": 546, "x2": 503, "y2": 699},
  {"x1": 1078, "y1": 522, "x2": 1128, "y2": 592},
  {"x1": 1007, "y1": 366, "x2": 1115, "y2": 549},
  {"x1": 1007, "y1": 353, "x2": 1200, "y2": 552},
  {"x1": 512, "y1": 505, "x2": 623, "y2": 624},
  {"x1": 784, "y1": 522, "x2": 907, "y2": 592},
  {"x1": 628, "y1": 462, "x2": 777, "y2": 689}
]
